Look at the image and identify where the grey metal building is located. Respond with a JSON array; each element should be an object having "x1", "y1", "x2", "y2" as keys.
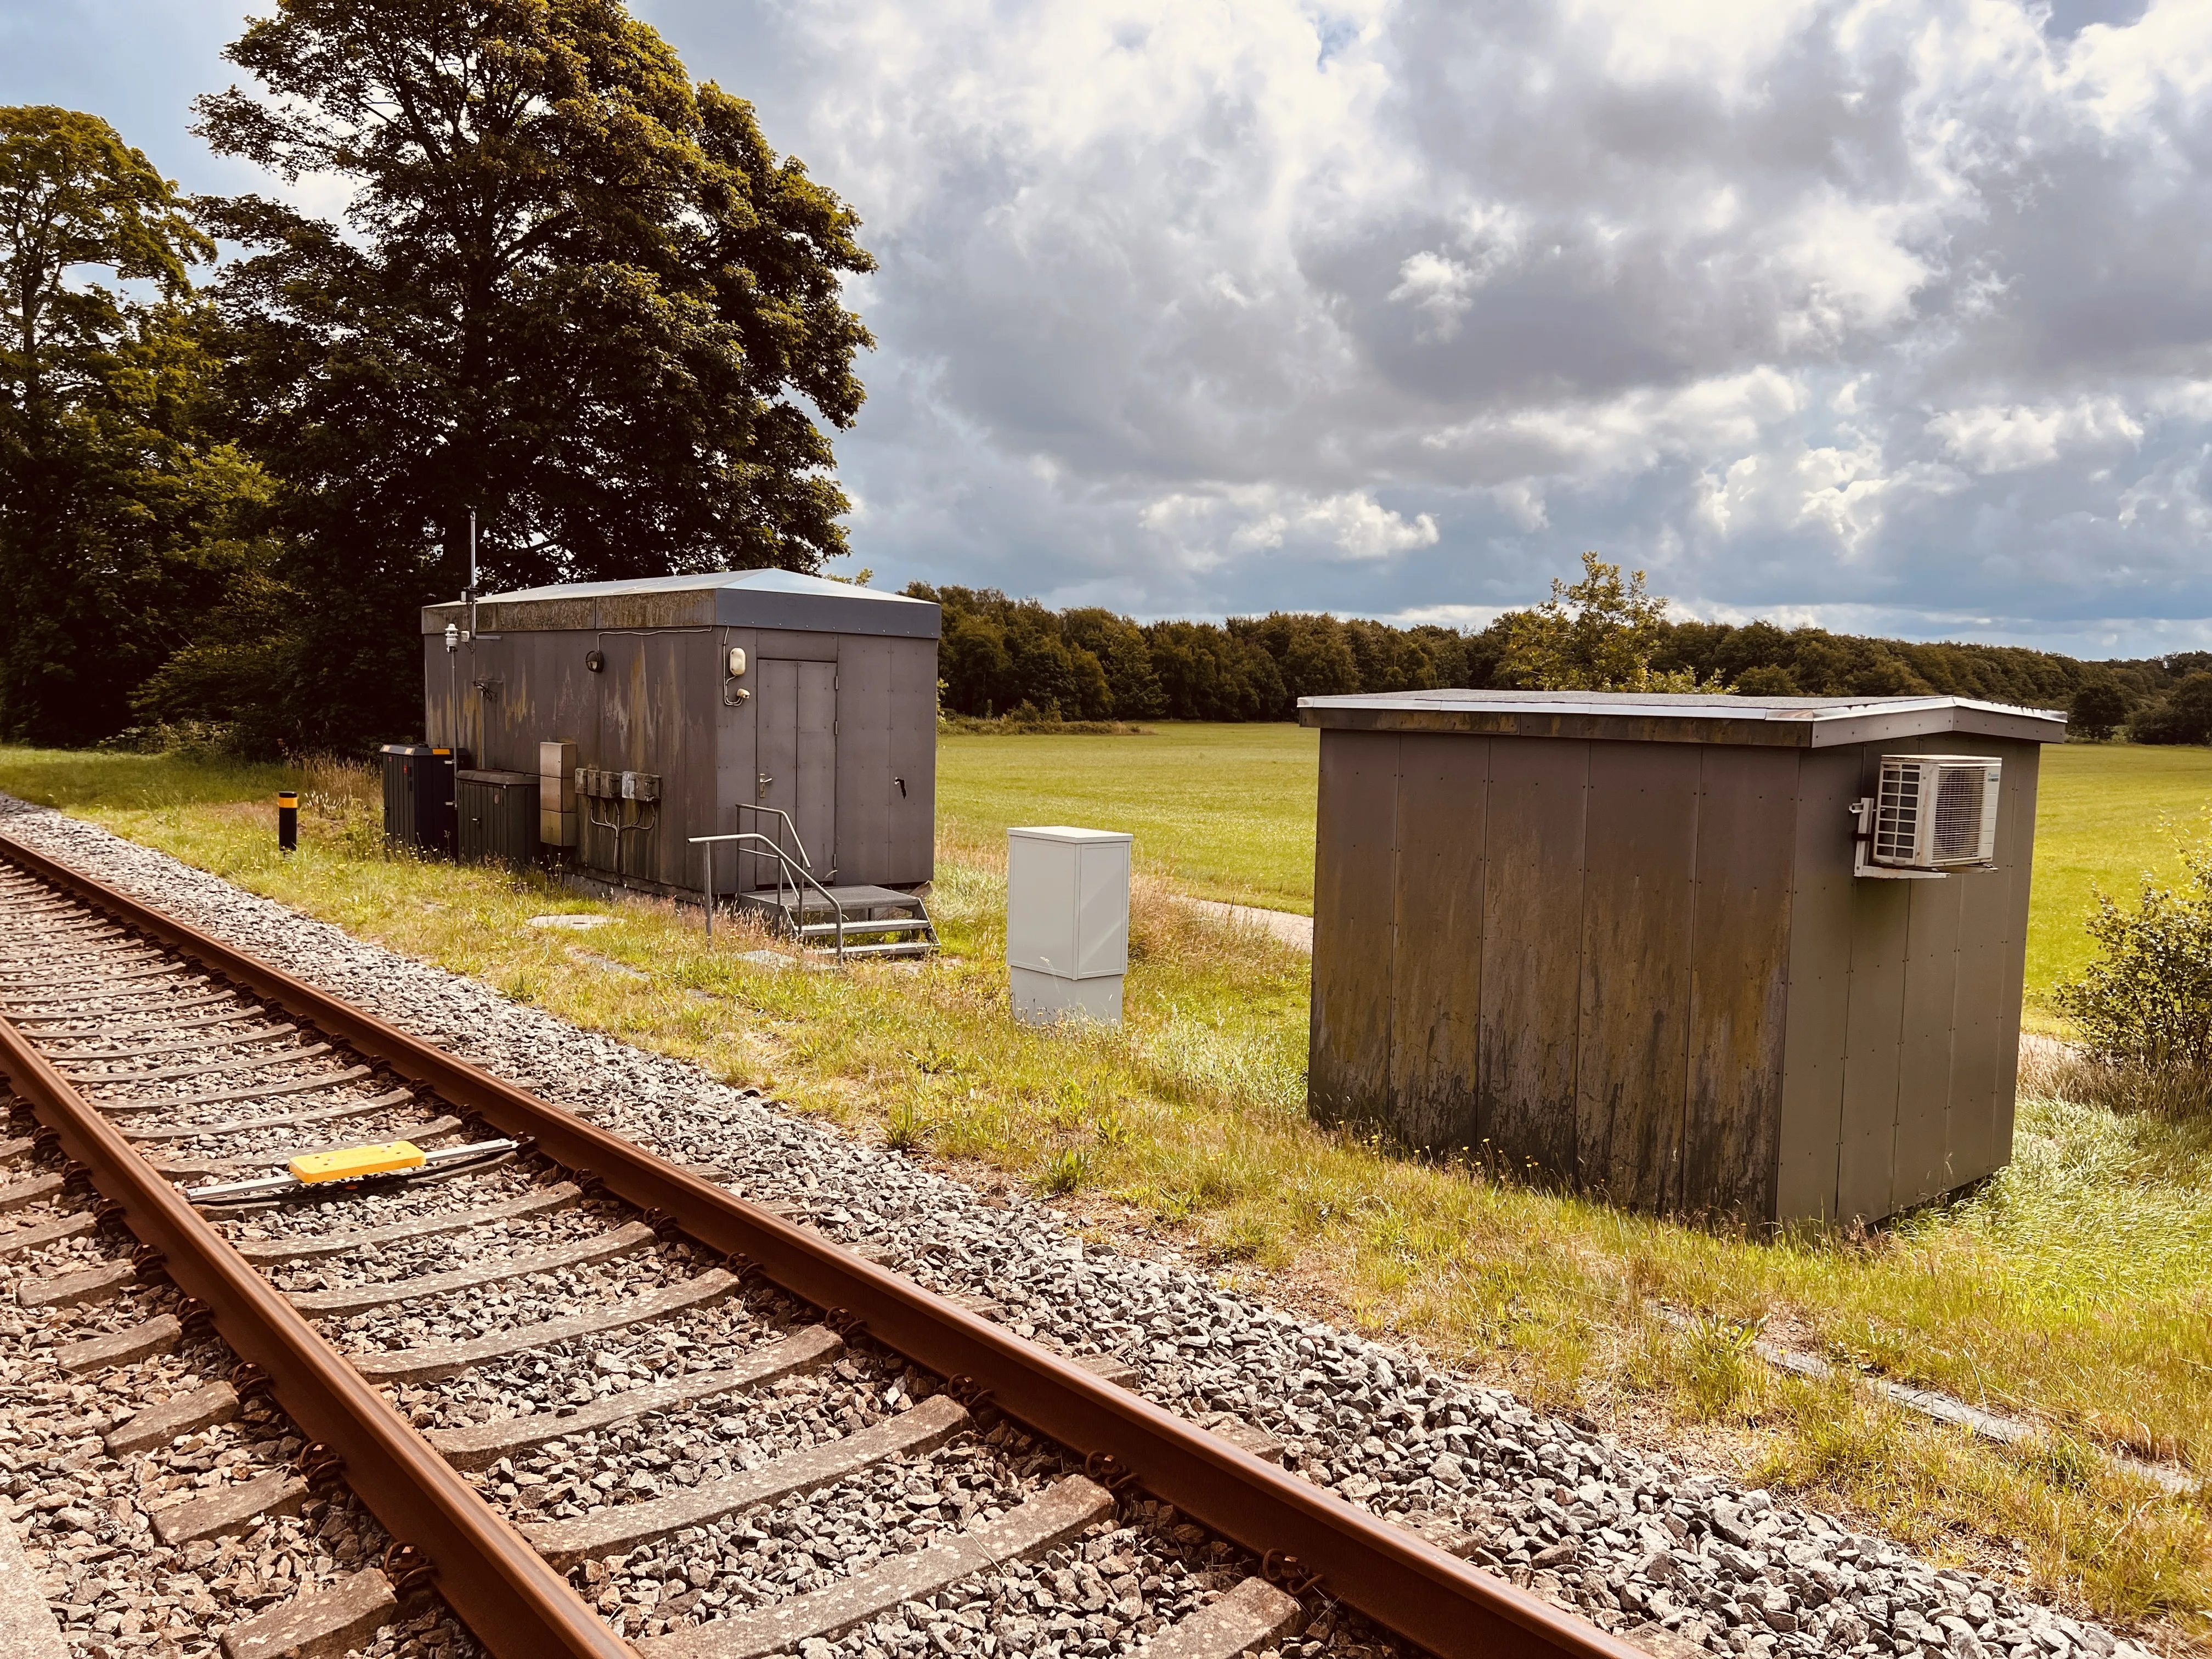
[
  {"x1": 420, "y1": 571, "x2": 940, "y2": 896},
  {"x1": 1299, "y1": 691, "x2": 2067, "y2": 1227}
]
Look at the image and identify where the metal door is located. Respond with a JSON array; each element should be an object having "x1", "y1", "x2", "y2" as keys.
[{"x1": 755, "y1": 659, "x2": 838, "y2": 881}]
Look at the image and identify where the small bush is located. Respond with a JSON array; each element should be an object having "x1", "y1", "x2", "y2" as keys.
[
  {"x1": 938, "y1": 706, "x2": 1149, "y2": 736},
  {"x1": 93, "y1": 720, "x2": 245, "y2": 758},
  {"x1": 2057, "y1": 815, "x2": 2212, "y2": 1077}
]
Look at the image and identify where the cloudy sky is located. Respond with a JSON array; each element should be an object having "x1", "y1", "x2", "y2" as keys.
[{"x1": 7, "y1": 0, "x2": 2208, "y2": 654}]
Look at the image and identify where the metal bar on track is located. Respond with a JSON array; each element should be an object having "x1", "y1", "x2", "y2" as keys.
[{"x1": 0, "y1": 830, "x2": 1644, "y2": 1659}]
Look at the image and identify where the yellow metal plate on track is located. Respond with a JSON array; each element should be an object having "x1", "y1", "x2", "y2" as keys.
[{"x1": 289, "y1": 1141, "x2": 425, "y2": 1184}]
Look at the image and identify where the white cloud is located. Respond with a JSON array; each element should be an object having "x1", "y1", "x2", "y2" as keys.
[
  {"x1": 641, "y1": 0, "x2": 2212, "y2": 649},
  {"x1": 1141, "y1": 486, "x2": 1438, "y2": 565},
  {"x1": 1927, "y1": 398, "x2": 2145, "y2": 473}
]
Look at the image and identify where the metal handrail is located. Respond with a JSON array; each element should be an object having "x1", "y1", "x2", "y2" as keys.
[
  {"x1": 732, "y1": 803, "x2": 814, "y2": 872},
  {"x1": 727, "y1": 805, "x2": 817, "y2": 921},
  {"x1": 690, "y1": 831, "x2": 847, "y2": 963}
]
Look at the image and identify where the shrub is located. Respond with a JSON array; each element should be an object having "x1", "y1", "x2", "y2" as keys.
[{"x1": 2058, "y1": 816, "x2": 2212, "y2": 1071}]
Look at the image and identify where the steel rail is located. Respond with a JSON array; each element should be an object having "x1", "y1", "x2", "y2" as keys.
[
  {"x1": 0, "y1": 831, "x2": 1645, "y2": 1659},
  {"x1": 0, "y1": 980, "x2": 635, "y2": 1658}
]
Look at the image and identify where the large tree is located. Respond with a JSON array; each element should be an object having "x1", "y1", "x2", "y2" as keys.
[
  {"x1": 0, "y1": 107, "x2": 253, "y2": 745},
  {"x1": 189, "y1": 0, "x2": 875, "y2": 746},
  {"x1": 1497, "y1": 553, "x2": 1730, "y2": 695}
]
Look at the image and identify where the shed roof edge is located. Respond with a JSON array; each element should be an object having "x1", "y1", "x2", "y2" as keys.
[{"x1": 1296, "y1": 692, "x2": 2067, "y2": 747}]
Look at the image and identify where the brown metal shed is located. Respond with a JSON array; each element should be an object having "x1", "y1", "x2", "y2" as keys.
[
  {"x1": 1298, "y1": 691, "x2": 2068, "y2": 1226},
  {"x1": 420, "y1": 571, "x2": 939, "y2": 895}
]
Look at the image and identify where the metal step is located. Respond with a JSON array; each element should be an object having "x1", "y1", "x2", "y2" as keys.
[
  {"x1": 792, "y1": 918, "x2": 934, "y2": 939},
  {"x1": 731, "y1": 882, "x2": 940, "y2": 963},
  {"x1": 740, "y1": 884, "x2": 921, "y2": 913}
]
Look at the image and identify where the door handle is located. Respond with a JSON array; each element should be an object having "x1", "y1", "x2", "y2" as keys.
[{"x1": 757, "y1": 773, "x2": 773, "y2": 798}]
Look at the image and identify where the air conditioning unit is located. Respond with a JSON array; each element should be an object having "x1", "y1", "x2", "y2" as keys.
[{"x1": 1853, "y1": 755, "x2": 2001, "y2": 877}]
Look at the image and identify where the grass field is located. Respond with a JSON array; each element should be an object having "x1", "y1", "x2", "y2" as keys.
[
  {"x1": 944, "y1": 724, "x2": 2212, "y2": 1011},
  {"x1": 1, "y1": 737, "x2": 2209, "y2": 1646},
  {"x1": 939, "y1": 724, "x2": 1320, "y2": 913},
  {"x1": 2025, "y1": 744, "x2": 2212, "y2": 1003}
]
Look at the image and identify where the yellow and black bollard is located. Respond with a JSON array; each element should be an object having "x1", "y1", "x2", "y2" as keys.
[{"x1": 277, "y1": 791, "x2": 298, "y2": 854}]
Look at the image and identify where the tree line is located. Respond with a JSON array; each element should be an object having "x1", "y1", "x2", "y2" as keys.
[
  {"x1": 2, "y1": 0, "x2": 872, "y2": 754},
  {"x1": 914, "y1": 575, "x2": 2206, "y2": 739}
]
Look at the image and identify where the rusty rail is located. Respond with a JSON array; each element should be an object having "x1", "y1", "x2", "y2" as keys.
[{"x1": 0, "y1": 830, "x2": 1645, "y2": 1659}]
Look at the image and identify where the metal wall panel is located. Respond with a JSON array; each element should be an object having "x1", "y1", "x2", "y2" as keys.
[
  {"x1": 1773, "y1": 747, "x2": 1863, "y2": 1223},
  {"x1": 1385, "y1": 735, "x2": 1489, "y2": 1151},
  {"x1": 1573, "y1": 741, "x2": 1696, "y2": 1211},
  {"x1": 1836, "y1": 864, "x2": 1910, "y2": 1224},
  {"x1": 1308, "y1": 731, "x2": 1400, "y2": 1131},
  {"x1": 1892, "y1": 855, "x2": 1968, "y2": 1211},
  {"x1": 1930, "y1": 737, "x2": 2038, "y2": 1198},
  {"x1": 1476, "y1": 738, "x2": 1585, "y2": 1178},
  {"x1": 1987, "y1": 742, "x2": 2040, "y2": 1161},
  {"x1": 754, "y1": 629, "x2": 839, "y2": 662},
  {"x1": 834, "y1": 639, "x2": 894, "y2": 885},
  {"x1": 884, "y1": 637, "x2": 938, "y2": 884},
  {"x1": 588, "y1": 637, "x2": 649, "y2": 880},
  {"x1": 1681, "y1": 745, "x2": 1798, "y2": 1220}
]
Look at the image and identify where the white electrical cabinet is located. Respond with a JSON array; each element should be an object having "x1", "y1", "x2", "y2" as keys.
[{"x1": 1006, "y1": 826, "x2": 1132, "y2": 1025}]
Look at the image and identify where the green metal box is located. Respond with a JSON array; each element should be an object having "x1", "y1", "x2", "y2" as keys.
[{"x1": 456, "y1": 769, "x2": 539, "y2": 870}]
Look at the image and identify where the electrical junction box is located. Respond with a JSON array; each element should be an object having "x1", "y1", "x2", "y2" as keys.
[{"x1": 1006, "y1": 826, "x2": 1132, "y2": 1026}]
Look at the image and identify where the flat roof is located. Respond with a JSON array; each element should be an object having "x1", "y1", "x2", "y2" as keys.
[
  {"x1": 1297, "y1": 690, "x2": 2068, "y2": 748},
  {"x1": 423, "y1": 568, "x2": 939, "y2": 639}
]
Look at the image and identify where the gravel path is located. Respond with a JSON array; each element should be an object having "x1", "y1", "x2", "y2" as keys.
[{"x1": 0, "y1": 799, "x2": 2159, "y2": 1659}]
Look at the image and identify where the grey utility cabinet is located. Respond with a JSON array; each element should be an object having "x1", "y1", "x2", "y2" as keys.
[
  {"x1": 1006, "y1": 826, "x2": 1133, "y2": 1025},
  {"x1": 420, "y1": 571, "x2": 940, "y2": 894},
  {"x1": 1299, "y1": 691, "x2": 2068, "y2": 1227}
]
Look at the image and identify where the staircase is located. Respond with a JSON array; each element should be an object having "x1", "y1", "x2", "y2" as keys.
[
  {"x1": 736, "y1": 882, "x2": 939, "y2": 963},
  {"x1": 693, "y1": 808, "x2": 940, "y2": 964}
]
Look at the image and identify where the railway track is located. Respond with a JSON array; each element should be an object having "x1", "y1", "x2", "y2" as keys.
[{"x1": 0, "y1": 831, "x2": 1640, "y2": 1659}]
